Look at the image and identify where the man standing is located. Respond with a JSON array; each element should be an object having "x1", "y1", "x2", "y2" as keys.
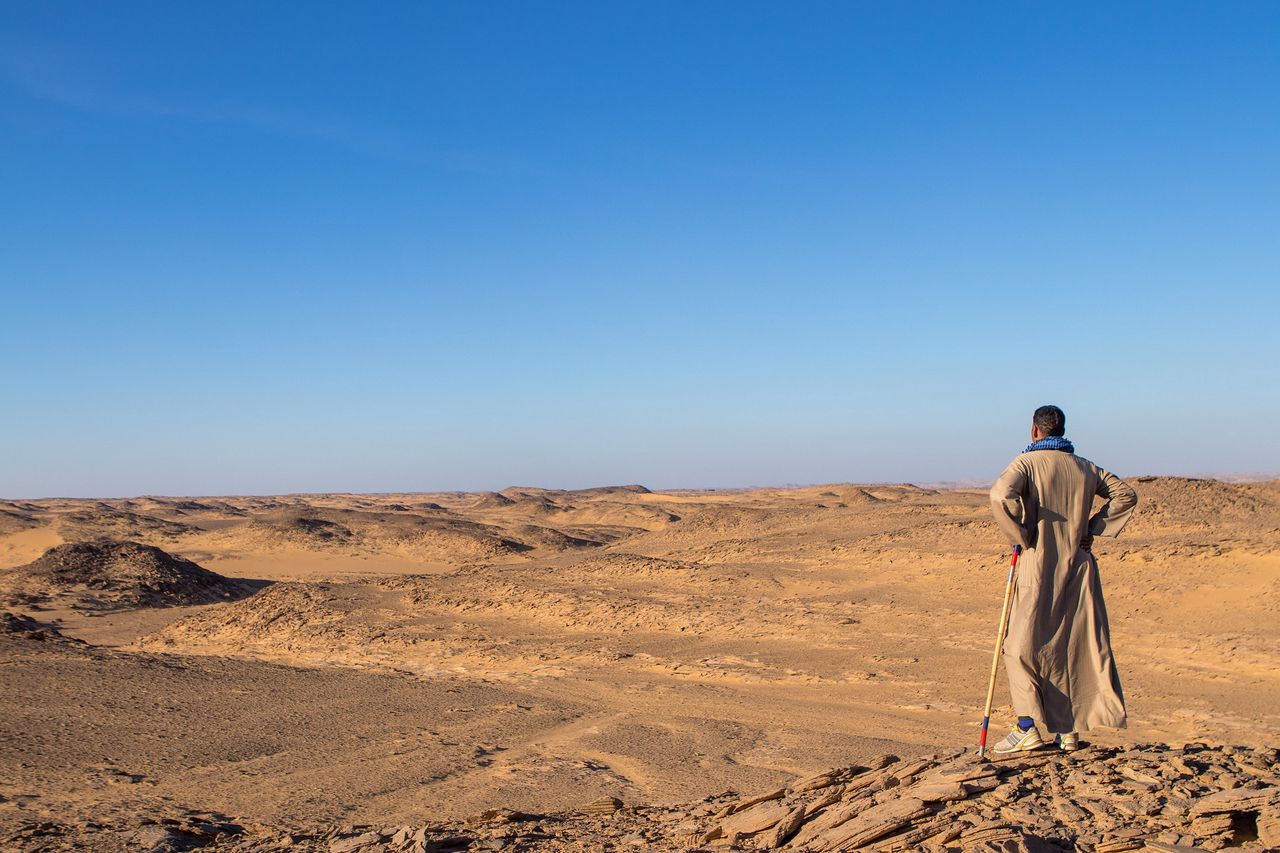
[{"x1": 989, "y1": 405, "x2": 1138, "y2": 753}]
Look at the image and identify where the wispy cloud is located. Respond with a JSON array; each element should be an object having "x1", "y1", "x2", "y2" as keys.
[
  {"x1": 0, "y1": 37, "x2": 550, "y2": 177},
  {"x1": 0, "y1": 37, "x2": 405, "y2": 158}
]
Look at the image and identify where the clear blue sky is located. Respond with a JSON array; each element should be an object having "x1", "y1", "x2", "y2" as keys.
[{"x1": 2, "y1": 2, "x2": 1277, "y2": 497}]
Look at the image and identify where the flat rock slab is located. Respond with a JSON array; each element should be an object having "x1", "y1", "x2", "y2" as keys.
[{"x1": 720, "y1": 797, "x2": 792, "y2": 836}]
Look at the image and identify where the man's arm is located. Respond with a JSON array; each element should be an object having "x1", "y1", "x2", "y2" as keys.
[
  {"x1": 1089, "y1": 468, "x2": 1139, "y2": 538},
  {"x1": 990, "y1": 458, "x2": 1034, "y2": 550}
]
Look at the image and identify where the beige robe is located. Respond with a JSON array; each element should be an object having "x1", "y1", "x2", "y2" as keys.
[{"x1": 990, "y1": 449, "x2": 1138, "y2": 733}]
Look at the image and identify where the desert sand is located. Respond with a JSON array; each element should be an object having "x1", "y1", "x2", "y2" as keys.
[{"x1": 2, "y1": 478, "x2": 1278, "y2": 851}]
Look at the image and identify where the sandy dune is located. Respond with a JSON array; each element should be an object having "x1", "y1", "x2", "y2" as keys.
[{"x1": 1, "y1": 478, "x2": 1278, "y2": 850}]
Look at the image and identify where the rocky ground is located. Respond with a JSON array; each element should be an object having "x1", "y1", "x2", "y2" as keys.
[{"x1": 7, "y1": 744, "x2": 1278, "y2": 851}]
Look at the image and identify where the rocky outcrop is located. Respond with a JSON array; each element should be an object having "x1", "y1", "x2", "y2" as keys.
[
  {"x1": 8, "y1": 743, "x2": 1276, "y2": 851},
  {"x1": 0, "y1": 540, "x2": 251, "y2": 611}
]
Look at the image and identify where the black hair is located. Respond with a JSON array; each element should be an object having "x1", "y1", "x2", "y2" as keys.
[{"x1": 1033, "y1": 405, "x2": 1066, "y2": 437}]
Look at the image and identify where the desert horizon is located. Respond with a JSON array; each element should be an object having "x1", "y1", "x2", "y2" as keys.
[{"x1": 9, "y1": 469, "x2": 1280, "y2": 503}]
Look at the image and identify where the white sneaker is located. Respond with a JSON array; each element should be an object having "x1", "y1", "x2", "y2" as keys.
[
  {"x1": 993, "y1": 724, "x2": 1045, "y2": 754},
  {"x1": 1056, "y1": 732, "x2": 1079, "y2": 751}
]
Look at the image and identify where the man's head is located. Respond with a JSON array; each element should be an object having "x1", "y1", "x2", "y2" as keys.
[{"x1": 1032, "y1": 405, "x2": 1066, "y2": 441}]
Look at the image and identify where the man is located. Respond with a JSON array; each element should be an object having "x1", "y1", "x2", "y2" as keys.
[{"x1": 989, "y1": 405, "x2": 1138, "y2": 753}]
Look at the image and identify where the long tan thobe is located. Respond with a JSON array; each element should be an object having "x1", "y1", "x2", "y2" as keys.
[{"x1": 990, "y1": 449, "x2": 1138, "y2": 733}]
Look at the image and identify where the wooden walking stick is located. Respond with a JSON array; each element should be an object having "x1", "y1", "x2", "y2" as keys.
[{"x1": 978, "y1": 544, "x2": 1021, "y2": 759}]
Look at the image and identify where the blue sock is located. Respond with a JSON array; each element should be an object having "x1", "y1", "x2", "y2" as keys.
[{"x1": 1017, "y1": 716, "x2": 1035, "y2": 731}]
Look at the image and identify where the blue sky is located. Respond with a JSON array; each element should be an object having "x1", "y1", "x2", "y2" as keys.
[{"x1": 2, "y1": 2, "x2": 1278, "y2": 497}]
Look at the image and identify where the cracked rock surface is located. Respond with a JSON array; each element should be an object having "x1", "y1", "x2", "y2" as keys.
[{"x1": 8, "y1": 744, "x2": 1278, "y2": 852}]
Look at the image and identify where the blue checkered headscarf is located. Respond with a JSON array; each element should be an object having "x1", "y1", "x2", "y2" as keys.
[{"x1": 1024, "y1": 436, "x2": 1075, "y2": 453}]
